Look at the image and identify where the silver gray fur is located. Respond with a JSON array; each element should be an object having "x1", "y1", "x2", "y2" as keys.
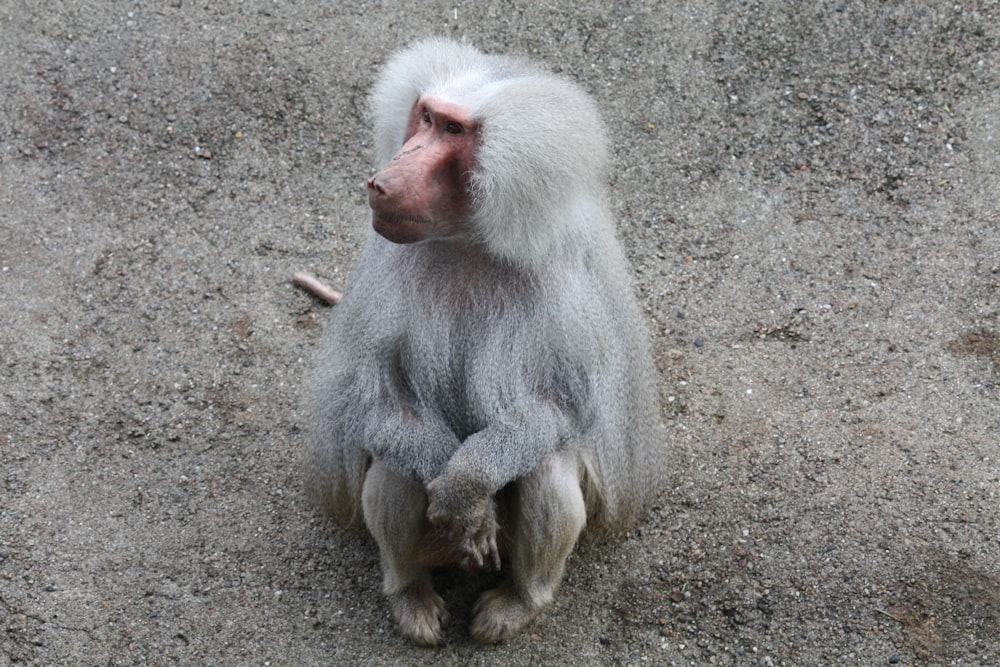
[{"x1": 305, "y1": 38, "x2": 664, "y2": 644}]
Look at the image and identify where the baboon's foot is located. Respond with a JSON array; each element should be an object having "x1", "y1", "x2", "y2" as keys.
[
  {"x1": 470, "y1": 585, "x2": 544, "y2": 643},
  {"x1": 388, "y1": 579, "x2": 448, "y2": 646}
]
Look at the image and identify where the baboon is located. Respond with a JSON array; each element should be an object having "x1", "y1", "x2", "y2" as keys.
[{"x1": 306, "y1": 38, "x2": 663, "y2": 645}]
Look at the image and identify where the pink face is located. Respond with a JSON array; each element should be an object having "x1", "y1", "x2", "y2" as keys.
[{"x1": 367, "y1": 97, "x2": 478, "y2": 244}]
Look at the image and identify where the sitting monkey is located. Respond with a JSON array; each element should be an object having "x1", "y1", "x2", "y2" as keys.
[{"x1": 306, "y1": 38, "x2": 664, "y2": 645}]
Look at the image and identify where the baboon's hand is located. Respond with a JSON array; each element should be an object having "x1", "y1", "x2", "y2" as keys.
[{"x1": 426, "y1": 475, "x2": 500, "y2": 572}]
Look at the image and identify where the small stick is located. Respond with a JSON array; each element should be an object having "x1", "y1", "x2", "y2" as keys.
[
  {"x1": 293, "y1": 271, "x2": 342, "y2": 305},
  {"x1": 875, "y1": 608, "x2": 905, "y2": 623}
]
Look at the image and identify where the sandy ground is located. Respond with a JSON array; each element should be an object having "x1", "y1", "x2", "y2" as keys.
[{"x1": 2, "y1": 1, "x2": 998, "y2": 665}]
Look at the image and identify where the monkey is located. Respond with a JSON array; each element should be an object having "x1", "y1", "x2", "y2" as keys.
[{"x1": 305, "y1": 38, "x2": 664, "y2": 646}]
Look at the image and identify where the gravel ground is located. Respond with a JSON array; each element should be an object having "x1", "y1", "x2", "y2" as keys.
[{"x1": 1, "y1": 1, "x2": 998, "y2": 665}]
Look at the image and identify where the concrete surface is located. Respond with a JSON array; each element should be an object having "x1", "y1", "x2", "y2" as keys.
[{"x1": 1, "y1": 1, "x2": 998, "y2": 665}]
